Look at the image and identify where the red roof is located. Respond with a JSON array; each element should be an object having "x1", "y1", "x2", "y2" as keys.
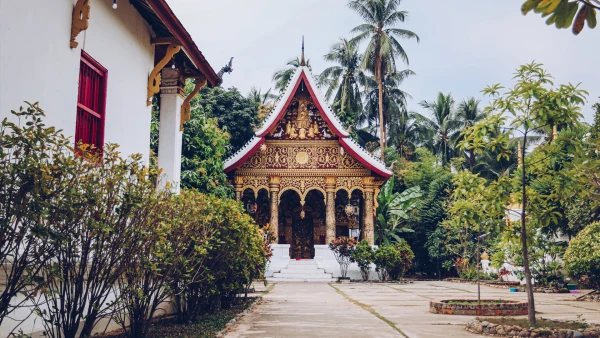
[
  {"x1": 145, "y1": 0, "x2": 220, "y2": 86},
  {"x1": 224, "y1": 67, "x2": 392, "y2": 178}
]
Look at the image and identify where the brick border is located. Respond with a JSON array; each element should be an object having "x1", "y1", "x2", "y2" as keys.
[{"x1": 429, "y1": 299, "x2": 528, "y2": 316}]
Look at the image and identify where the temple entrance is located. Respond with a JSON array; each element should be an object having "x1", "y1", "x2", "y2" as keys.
[{"x1": 278, "y1": 189, "x2": 325, "y2": 259}]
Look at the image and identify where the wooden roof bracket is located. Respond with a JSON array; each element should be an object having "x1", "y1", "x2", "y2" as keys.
[
  {"x1": 147, "y1": 43, "x2": 181, "y2": 106},
  {"x1": 70, "y1": 0, "x2": 91, "y2": 48},
  {"x1": 180, "y1": 75, "x2": 207, "y2": 131}
]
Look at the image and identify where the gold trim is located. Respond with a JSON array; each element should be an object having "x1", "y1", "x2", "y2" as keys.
[
  {"x1": 180, "y1": 76, "x2": 207, "y2": 131},
  {"x1": 70, "y1": 0, "x2": 90, "y2": 48},
  {"x1": 147, "y1": 43, "x2": 181, "y2": 106},
  {"x1": 266, "y1": 140, "x2": 340, "y2": 146},
  {"x1": 235, "y1": 169, "x2": 371, "y2": 176}
]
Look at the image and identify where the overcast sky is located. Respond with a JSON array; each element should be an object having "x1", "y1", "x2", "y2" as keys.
[{"x1": 169, "y1": 0, "x2": 598, "y2": 123}]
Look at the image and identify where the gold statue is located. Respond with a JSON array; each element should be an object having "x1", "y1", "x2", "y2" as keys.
[
  {"x1": 289, "y1": 125, "x2": 298, "y2": 139},
  {"x1": 299, "y1": 127, "x2": 307, "y2": 139},
  {"x1": 286, "y1": 120, "x2": 291, "y2": 135},
  {"x1": 308, "y1": 125, "x2": 315, "y2": 138},
  {"x1": 296, "y1": 102, "x2": 310, "y2": 129},
  {"x1": 313, "y1": 121, "x2": 320, "y2": 135}
]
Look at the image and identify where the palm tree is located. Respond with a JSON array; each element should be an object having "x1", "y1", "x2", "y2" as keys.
[
  {"x1": 318, "y1": 38, "x2": 366, "y2": 128},
  {"x1": 248, "y1": 87, "x2": 277, "y2": 123},
  {"x1": 348, "y1": 0, "x2": 420, "y2": 161},
  {"x1": 456, "y1": 98, "x2": 486, "y2": 170},
  {"x1": 375, "y1": 180, "x2": 422, "y2": 245},
  {"x1": 361, "y1": 70, "x2": 415, "y2": 149},
  {"x1": 272, "y1": 57, "x2": 311, "y2": 93},
  {"x1": 419, "y1": 92, "x2": 460, "y2": 166},
  {"x1": 387, "y1": 109, "x2": 428, "y2": 159}
]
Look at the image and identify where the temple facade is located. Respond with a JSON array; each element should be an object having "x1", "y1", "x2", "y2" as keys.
[{"x1": 224, "y1": 61, "x2": 392, "y2": 267}]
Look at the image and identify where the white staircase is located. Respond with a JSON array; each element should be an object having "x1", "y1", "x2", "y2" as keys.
[{"x1": 267, "y1": 259, "x2": 335, "y2": 282}]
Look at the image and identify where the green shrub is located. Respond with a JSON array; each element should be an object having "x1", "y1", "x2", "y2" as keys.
[
  {"x1": 351, "y1": 240, "x2": 374, "y2": 281},
  {"x1": 564, "y1": 222, "x2": 600, "y2": 289},
  {"x1": 374, "y1": 240, "x2": 415, "y2": 281},
  {"x1": 329, "y1": 237, "x2": 357, "y2": 278}
]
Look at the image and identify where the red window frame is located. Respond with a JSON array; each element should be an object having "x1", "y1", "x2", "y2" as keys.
[{"x1": 75, "y1": 51, "x2": 107, "y2": 154}]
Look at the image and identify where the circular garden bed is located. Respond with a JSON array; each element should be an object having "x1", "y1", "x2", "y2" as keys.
[{"x1": 429, "y1": 299, "x2": 528, "y2": 316}]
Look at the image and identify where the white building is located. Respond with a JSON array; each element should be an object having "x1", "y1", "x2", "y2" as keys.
[
  {"x1": 0, "y1": 1, "x2": 224, "y2": 336},
  {"x1": 0, "y1": 0, "x2": 223, "y2": 191}
]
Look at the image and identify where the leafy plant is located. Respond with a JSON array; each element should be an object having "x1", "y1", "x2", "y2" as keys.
[
  {"x1": 374, "y1": 240, "x2": 415, "y2": 281},
  {"x1": 0, "y1": 103, "x2": 72, "y2": 328},
  {"x1": 564, "y1": 222, "x2": 600, "y2": 289},
  {"x1": 329, "y1": 237, "x2": 357, "y2": 278},
  {"x1": 351, "y1": 240, "x2": 375, "y2": 281},
  {"x1": 375, "y1": 180, "x2": 422, "y2": 245},
  {"x1": 522, "y1": 0, "x2": 598, "y2": 35}
]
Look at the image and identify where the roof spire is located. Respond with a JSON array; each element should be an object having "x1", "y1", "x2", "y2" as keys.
[{"x1": 300, "y1": 35, "x2": 306, "y2": 67}]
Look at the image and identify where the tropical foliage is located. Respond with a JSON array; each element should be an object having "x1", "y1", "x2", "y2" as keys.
[
  {"x1": 0, "y1": 105, "x2": 268, "y2": 338},
  {"x1": 564, "y1": 222, "x2": 600, "y2": 289},
  {"x1": 522, "y1": 0, "x2": 598, "y2": 35},
  {"x1": 375, "y1": 179, "x2": 422, "y2": 245}
]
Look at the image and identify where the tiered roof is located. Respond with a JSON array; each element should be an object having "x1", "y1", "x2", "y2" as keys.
[{"x1": 224, "y1": 66, "x2": 392, "y2": 178}]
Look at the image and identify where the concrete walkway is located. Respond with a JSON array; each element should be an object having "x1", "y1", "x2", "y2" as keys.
[
  {"x1": 227, "y1": 281, "x2": 600, "y2": 338},
  {"x1": 226, "y1": 283, "x2": 402, "y2": 337}
]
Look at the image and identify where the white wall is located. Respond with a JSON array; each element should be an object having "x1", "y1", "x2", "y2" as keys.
[{"x1": 0, "y1": 0, "x2": 154, "y2": 163}]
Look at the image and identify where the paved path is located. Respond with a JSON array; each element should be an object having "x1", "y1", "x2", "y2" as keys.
[
  {"x1": 226, "y1": 283, "x2": 402, "y2": 337},
  {"x1": 227, "y1": 281, "x2": 600, "y2": 338}
]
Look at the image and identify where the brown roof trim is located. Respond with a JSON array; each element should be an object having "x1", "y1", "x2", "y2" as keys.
[{"x1": 145, "y1": 0, "x2": 220, "y2": 86}]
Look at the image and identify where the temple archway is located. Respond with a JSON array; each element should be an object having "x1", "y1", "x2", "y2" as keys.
[{"x1": 278, "y1": 189, "x2": 325, "y2": 258}]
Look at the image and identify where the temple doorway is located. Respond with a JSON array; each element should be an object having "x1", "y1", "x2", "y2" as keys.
[{"x1": 279, "y1": 190, "x2": 325, "y2": 259}]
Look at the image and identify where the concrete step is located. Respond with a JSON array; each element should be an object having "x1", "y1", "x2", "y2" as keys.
[
  {"x1": 267, "y1": 277, "x2": 335, "y2": 283},
  {"x1": 273, "y1": 272, "x2": 333, "y2": 279},
  {"x1": 288, "y1": 260, "x2": 318, "y2": 265},
  {"x1": 280, "y1": 264, "x2": 322, "y2": 270},
  {"x1": 279, "y1": 268, "x2": 326, "y2": 274}
]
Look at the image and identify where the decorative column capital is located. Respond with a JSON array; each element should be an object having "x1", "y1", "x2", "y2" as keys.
[
  {"x1": 362, "y1": 176, "x2": 375, "y2": 192},
  {"x1": 269, "y1": 175, "x2": 281, "y2": 192},
  {"x1": 325, "y1": 176, "x2": 336, "y2": 192},
  {"x1": 160, "y1": 68, "x2": 185, "y2": 97}
]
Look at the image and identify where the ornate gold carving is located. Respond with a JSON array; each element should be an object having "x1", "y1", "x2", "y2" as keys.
[
  {"x1": 335, "y1": 176, "x2": 364, "y2": 194},
  {"x1": 180, "y1": 76, "x2": 207, "y2": 131},
  {"x1": 362, "y1": 176, "x2": 375, "y2": 186},
  {"x1": 239, "y1": 141, "x2": 364, "y2": 171},
  {"x1": 269, "y1": 175, "x2": 281, "y2": 186},
  {"x1": 325, "y1": 176, "x2": 337, "y2": 186},
  {"x1": 148, "y1": 44, "x2": 181, "y2": 106},
  {"x1": 234, "y1": 176, "x2": 244, "y2": 185},
  {"x1": 70, "y1": 0, "x2": 90, "y2": 49},
  {"x1": 295, "y1": 151, "x2": 309, "y2": 165},
  {"x1": 270, "y1": 98, "x2": 335, "y2": 140}
]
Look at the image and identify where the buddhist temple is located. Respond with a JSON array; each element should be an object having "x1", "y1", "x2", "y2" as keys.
[{"x1": 225, "y1": 51, "x2": 392, "y2": 264}]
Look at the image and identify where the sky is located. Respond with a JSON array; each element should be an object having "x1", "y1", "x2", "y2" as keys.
[{"x1": 168, "y1": 0, "x2": 598, "y2": 123}]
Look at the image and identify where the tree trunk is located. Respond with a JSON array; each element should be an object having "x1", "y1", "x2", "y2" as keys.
[
  {"x1": 468, "y1": 149, "x2": 476, "y2": 171},
  {"x1": 520, "y1": 135, "x2": 536, "y2": 325},
  {"x1": 378, "y1": 79, "x2": 385, "y2": 161}
]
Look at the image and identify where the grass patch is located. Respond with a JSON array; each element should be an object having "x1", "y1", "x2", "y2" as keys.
[
  {"x1": 477, "y1": 316, "x2": 588, "y2": 331},
  {"x1": 101, "y1": 298, "x2": 258, "y2": 338}
]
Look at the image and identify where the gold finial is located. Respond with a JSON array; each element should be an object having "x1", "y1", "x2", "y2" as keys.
[
  {"x1": 552, "y1": 125, "x2": 558, "y2": 140},
  {"x1": 481, "y1": 252, "x2": 489, "y2": 261},
  {"x1": 300, "y1": 35, "x2": 306, "y2": 67}
]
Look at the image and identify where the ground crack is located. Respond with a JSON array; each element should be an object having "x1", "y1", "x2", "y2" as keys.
[{"x1": 329, "y1": 284, "x2": 409, "y2": 337}]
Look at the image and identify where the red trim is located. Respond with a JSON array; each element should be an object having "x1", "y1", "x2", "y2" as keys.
[
  {"x1": 224, "y1": 138, "x2": 265, "y2": 174},
  {"x1": 146, "y1": 0, "x2": 220, "y2": 86},
  {"x1": 227, "y1": 69, "x2": 392, "y2": 178},
  {"x1": 75, "y1": 51, "x2": 107, "y2": 153},
  {"x1": 340, "y1": 139, "x2": 392, "y2": 179},
  {"x1": 257, "y1": 70, "x2": 347, "y2": 138}
]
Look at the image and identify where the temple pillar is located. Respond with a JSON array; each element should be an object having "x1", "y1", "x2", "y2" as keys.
[
  {"x1": 269, "y1": 176, "x2": 280, "y2": 243},
  {"x1": 325, "y1": 176, "x2": 336, "y2": 244},
  {"x1": 157, "y1": 68, "x2": 185, "y2": 193},
  {"x1": 234, "y1": 176, "x2": 243, "y2": 202},
  {"x1": 363, "y1": 176, "x2": 375, "y2": 245}
]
